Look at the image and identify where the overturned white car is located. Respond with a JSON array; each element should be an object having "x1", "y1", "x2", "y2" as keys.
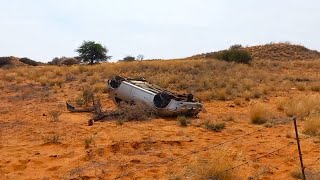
[{"x1": 107, "y1": 76, "x2": 203, "y2": 116}]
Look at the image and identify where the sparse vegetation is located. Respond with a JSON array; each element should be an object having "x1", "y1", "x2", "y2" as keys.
[
  {"x1": 81, "y1": 86, "x2": 95, "y2": 106},
  {"x1": 205, "y1": 121, "x2": 226, "y2": 132},
  {"x1": 1, "y1": 43, "x2": 320, "y2": 179},
  {"x1": 84, "y1": 137, "x2": 94, "y2": 149},
  {"x1": 303, "y1": 115, "x2": 320, "y2": 136},
  {"x1": 213, "y1": 47, "x2": 252, "y2": 64},
  {"x1": 177, "y1": 116, "x2": 188, "y2": 127},
  {"x1": 284, "y1": 95, "x2": 320, "y2": 119},
  {"x1": 117, "y1": 103, "x2": 155, "y2": 121},
  {"x1": 122, "y1": 56, "x2": 136, "y2": 62},
  {"x1": 250, "y1": 103, "x2": 269, "y2": 124},
  {"x1": 0, "y1": 57, "x2": 12, "y2": 67},
  {"x1": 181, "y1": 151, "x2": 237, "y2": 179},
  {"x1": 44, "y1": 133, "x2": 60, "y2": 144},
  {"x1": 49, "y1": 110, "x2": 61, "y2": 122},
  {"x1": 19, "y1": 57, "x2": 40, "y2": 66},
  {"x1": 291, "y1": 168, "x2": 303, "y2": 179}
]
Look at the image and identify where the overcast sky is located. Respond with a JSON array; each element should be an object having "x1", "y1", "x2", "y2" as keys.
[{"x1": 0, "y1": 0, "x2": 319, "y2": 62}]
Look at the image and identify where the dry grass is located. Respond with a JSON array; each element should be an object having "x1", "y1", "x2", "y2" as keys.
[
  {"x1": 49, "y1": 110, "x2": 61, "y2": 122},
  {"x1": 117, "y1": 103, "x2": 156, "y2": 121},
  {"x1": 284, "y1": 95, "x2": 320, "y2": 119},
  {"x1": 250, "y1": 103, "x2": 269, "y2": 124},
  {"x1": 303, "y1": 115, "x2": 320, "y2": 136},
  {"x1": 1, "y1": 59, "x2": 320, "y2": 102},
  {"x1": 44, "y1": 133, "x2": 60, "y2": 144},
  {"x1": 204, "y1": 121, "x2": 226, "y2": 132},
  {"x1": 179, "y1": 150, "x2": 237, "y2": 180},
  {"x1": 84, "y1": 137, "x2": 94, "y2": 149},
  {"x1": 177, "y1": 116, "x2": 189, "y2": 127}
]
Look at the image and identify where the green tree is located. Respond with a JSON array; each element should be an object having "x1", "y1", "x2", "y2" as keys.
[
  {"x1": 76, "y1": 41, "x2": 111, "y2": 65},
  {"x1": 122, "y1": 56, "x2": 135, "y2": 62}
]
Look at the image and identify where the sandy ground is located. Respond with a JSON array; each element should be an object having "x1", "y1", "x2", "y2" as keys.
[{"x1": 0, "y1": 81, "x2": 319, "y2": 180}]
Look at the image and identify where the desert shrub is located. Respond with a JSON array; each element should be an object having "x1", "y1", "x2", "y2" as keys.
[
  {"x1": 3, "y1": 73, "x2": 17, "y2": 82},
  {"x1": 291, "y1": 168, "x2": 320, "y2": 180},
  {"x1": 277, "y1": 99, "x2": 288, "y2": 111},
  {"x1": 61, "y1": 58, "x2": 79, "y2": 66},
  {"x1": 82, "y1": 86, "x2": 95, "y2": 106},
  {"x1": 296, "y1": 82, "x2": 306, "y2": 91},
  {"x1": 215, "y1": 88, "x2": 228, "y2": 101},
  {"x1": 38, "y1": 76, "x2": 48, "y2": 86},
  {"x1": 205, "y1": 121, "x2": 226, "y2": 132},
  {"x1": 49, "y1": 110, "x2": 61, "y2": 122},
  {"x1": 19, "y1": 57, "x2": 40, "y2": 66},
  {"x1": 177, "y1": 116, "x2": 188, "y2": 127},
  {"x1": 75, "y1": 98, "x2": 85, "y2": 106},
  {"x1": 303, "y1": 115, "x2": 320, "y2": 136},
  {"x1": 84, "y1": 137, "x2": 94, "y2": 149},
  {"x1": 117, "y1": 103, "x2": 155, "y2": 121},
  {"x1": 311, "y1": 84, "x2": 320, "y2": 92},
  {"x1": 48, "y1": 78, "x2": 64, "y2": 87},
  {"x1": 48, "y1": 57, "x2": 62, "y2": 65},
  {"x1": 94, "y1": 82, "x2": 107, "y2": 93},
  {"x1": 229, "y1": 44, "x2": 243, "y2": 50},
  {"x1": 65, "y1": 73, "x2": 77, "y2": 81},
  {"x1": 182, "y1": 151, "x2": 236, "y2": 180},
  {"x1": 44, "y1": 134, "x2": 60, "y2": 144},
  {"x1": 48, "y1": 57, "x2": 79, "y2": 66},
  {"x1": 291, "y1": 168, "x2": 303, "y2": 179},
  {"x1": 122, "y1": 56, "x2": 136, "y2": 62},
  {"x1": 284, "y1": 95, "x2": 320, "y2": 119},
  {"x1": 250, "y1": 103, "x2": 269, "y2": 124},
  {"x1": 243, "y1": 90, "x2": 252, "y2": 101},
  {"x1": 0, "y1": 57, "x2": 12, "y2": 67},
  {"x1": 213, "y1": 45, "x2": 252, "y2": 64},
  {"x1": 52, "y1": 85, "x2": 60, "y2": 93}
]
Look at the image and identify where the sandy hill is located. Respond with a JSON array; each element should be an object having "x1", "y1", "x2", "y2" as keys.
[
  {"x1": 189, "y1": 43, "x2": 320, "y2": 61},
  {"x1": 0, "y1": 56, "x2": 41, "y2": 67},
  {"x1": 0, "y1": 56, "x2": 27, "y2": 67},
  {"x1": 245, "y1": 43, "x2": 320, "y2": 60}
]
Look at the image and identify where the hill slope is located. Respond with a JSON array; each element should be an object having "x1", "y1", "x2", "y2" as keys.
[
  {"x1": 0, "y1": 56, "x2": 41, "y2": 67},
  {"x1": 245, "y1": 43, "x2": 320, "y2": 60},
  {"x1": 189, "y1": 43, "x2": 320, "y2": 61}
]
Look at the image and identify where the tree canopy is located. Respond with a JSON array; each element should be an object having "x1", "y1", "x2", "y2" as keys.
[{"x1": 76, "y1": 41, "x2": 111, "y2": 64}]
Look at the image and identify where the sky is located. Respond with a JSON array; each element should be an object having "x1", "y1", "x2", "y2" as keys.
[{"x1": 0, "y1": 0, "x2": 319, "y2": 62}]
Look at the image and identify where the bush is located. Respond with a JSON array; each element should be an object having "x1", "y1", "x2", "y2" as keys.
[
  {"x1": 0, "y1": 57, "x2": 12, "y2": 67},
  {"x1": 61, "y1": 58, "x2": 79, "y2": 66},
  {"x1": 177, "y1": 116, "x2": 188, "y2": 127},
  {"x1": 213, "y1": 45, "x2": 252, "y2": 64},
  {"x1": 44, "y1": 134, "x2": 60, "y2": 144},
  {"x1": 19, "y1": 57, "x2": 40, "y2": 66},
  {"x1": 84, "y1": 137, "x2": 94, "y2": 149},
  {"x1": 303, "y1": 115, "x2": 320, "y2": 136},
  {"x1": 250, "y1": 103, "x2": 269, "y2": 124},
  {"x1": 284, "y1": 95, "x2": 320, "y2": 119},
  {"x1": 82, "y1": 87, "x2": 95, "y2": 106},
  {"x1": 122, "y1": 56, "x2": 136, "y2": 62},
  {"x1": 205, "y1": 121, "x2": 226, "y2": 132},
  {"x1": 229, "y1": 44, "x2": 243, "y2": 50},
  {"x1": 48, "y1": 57, "x2": 62, "y2": 65},
  {"x1": 48, "y1": 57, "x2": 79, "y2": 66},
  {"x1": 117, "y1": 103, "x2": 155, "y2": 121},
  {"x1": 49, "y1": 110, "x2": 61, "y2": 122},
  {"x1": 182, "y1": 150, "x2": 236, "y2": 180}
]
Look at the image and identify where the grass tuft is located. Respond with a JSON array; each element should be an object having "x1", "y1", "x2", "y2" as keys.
[
  {"x1": 205, "y1": 121, "x2": 226, "y2": 132},
  {"x1": 250, "y1": 103, "x2": 269, "y2": 124}
]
